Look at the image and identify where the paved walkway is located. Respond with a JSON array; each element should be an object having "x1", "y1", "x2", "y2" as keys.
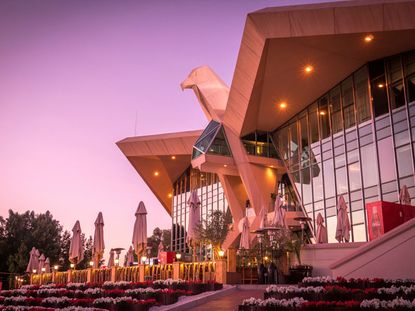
[{"x1": 187, "y1": 289, "x2": 264, "y2": 311}]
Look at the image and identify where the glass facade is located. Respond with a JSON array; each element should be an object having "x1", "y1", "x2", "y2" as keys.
[
  {"x1": 172, "y1": 167, "x2": 228, "y2": 253},
  {"x1": 273, "y1": 50, "x2": 415, "y2": 243},
  {"x1": 192, "y1": 120, "x2": 232, "y2": 159},
  {"x1": 241, "y1": 131, "x2": 279, "y2": 158}
]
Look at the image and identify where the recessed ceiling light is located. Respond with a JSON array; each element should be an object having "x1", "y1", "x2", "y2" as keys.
[
  {"x1": 377, "y1": 83, "x2": 385, "y2": 88},
  {"x1": 154, "y1": 171, "x2": 159, "y2": 176},
  {"x1": 168, "y1": 193, "x2": 172, "y2": 198},
  {"x1": 270, "y1": 165, "x2": 275, "y2": 168},
  {"x1": 171, "y1": 156, "x2": 176, "y2": 160},
  {"x1": 304, "y1": 65, "x2": 314, "y2": 73},
  {"x1": 364, "y1": 34, "x2": 374, "y2": 42},
  {"x1": 319, "y1": 111, "x2": 326, "y2": 116},
  {"x1": 279, "y1": 102, "x2": 287, "y2": 109},
  {"x1": 223, "y1": 164, "x2": 228, "y2": 167}
]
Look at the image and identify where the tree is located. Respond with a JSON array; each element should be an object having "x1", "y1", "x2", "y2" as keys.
[
  {"x1": 0, "y1": 210, "x2": 64, "y2": 274},
  {"x1": 197, "y1": 209, "x2": 232, "y2": 260},
  {"x1": 147, "y1": 227, "x2": 172, "y2": 257}
]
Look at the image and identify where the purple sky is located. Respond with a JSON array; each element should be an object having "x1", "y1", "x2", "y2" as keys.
[{"x1": 0, "y1": 0, "x2": 339, "y2": 260}]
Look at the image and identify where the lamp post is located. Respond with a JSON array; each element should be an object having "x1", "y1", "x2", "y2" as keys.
[
  {"x1": 89, "y1": 261, "x2": 94, "y2": 268},
  {"x1": 70, "y1": 263, "x2": 75, "y2": 270},
  {"x1": 218, "y1": 250, "x2": 225, "y2": 258},
  {"x1": 294, "y1": 216, "x2": 312, "y2": 245},
  {"x1": 54, "y1": 265, "x2": 59, "y2": 271},
  {"x1": 175, "y1": 253, "x2": 182, "y2": 262}
]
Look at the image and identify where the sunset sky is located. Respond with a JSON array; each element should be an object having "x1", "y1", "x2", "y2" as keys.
[{"x1": 0, "y1": 0, "x2": 339, "y2": 260}]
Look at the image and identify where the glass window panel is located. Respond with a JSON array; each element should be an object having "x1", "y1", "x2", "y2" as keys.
[
  {"x1": 353, "y1": 224, "x2": 367, "y2": 242},
  {"x1": 404, "y1": 51, "x2": 415, "y2": 76},
  {"x1": 361, "y1": 144, "x2": 378, "y2": 187},
  {"x1": 369, "y1": 59, "x2": 389, "y2": 117},
  {"x1": 208, "y1": 127, "x2": 232, "y2": 156},
  {"x1": 309, "y1": 104, "x2": 319, "y2": 143},
  {"x1": 393, "y1": 119, "x2": 408, "y2": 133},
  {"x1": 378, "y1": 137, "x2": 396, "y2": 183},
  {"x1": 407, "y1": 74, "x2": 415, "y2": 103},
  {"x1": 299, "y1": 116, "x2": 310, "y2": 166},
  {"x1": 330, "y1": 86, "x2": 343, "y2": 133},
  {"x1": 312, "y1": 164, "x2": 324, "y2": 201},
  {"x1": 387, "y1": 56, "x2": 402, "y2": 83},
  {"x1": 277, "y1": 127, "x2": 289, "y2": 160},
  {"x1": 354, "y1": 66, "x2": 371, "y2": 123},
  {"x1": 301, "y1": 167, "x2": 312, "y2": 204},
  {"x1": 319, "y1": 96, "x2": 330, "y2": 139},
  {"x1": 336, "y1": 167, "x2": 348, "y2": 194},
  {"x1": 335, "y1": 154, "x2": 346, "y2": 168},
  {"x1": 289, "y1": 122, "x2": 299, "y2": 167},
  {"x1": 326, "y1": 216, "x2": 337, "y2": 243},
  {"x1": 352, "y1": 210, "x2": 365, "y2": 223},
  {"x1": 348, "y1": 162, "x2": 362, "y2": 191},
  {"x1": 397, "y1": 144, "x2": 413, "y2": 178},
  {"x1": 390, "y1": 81, "x2": 405, "y2": 110},
  {"x1": 342, "y1": 77, "x2": 355, "y2": 129},
  {"x1": 323, "y1": 160, "x2": 335, "y2": 198},
  {"x1": 348, "y1": 149, "x2": 359, "y2": 163},
  {"x1": 395, "y1": 130, "x2": 410, "y2": 147}
]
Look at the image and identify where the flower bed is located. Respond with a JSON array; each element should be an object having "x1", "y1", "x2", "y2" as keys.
[
  {"x1": 239, "y1": 277, "x2": 415, "y2": 311},
  {"x1": 0, "y1": 279, "x2": 222, "y2": 310}
]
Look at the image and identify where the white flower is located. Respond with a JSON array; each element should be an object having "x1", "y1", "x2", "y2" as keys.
[
  {"x1": 84, "y1": 288, "x2": 102, "y2": 295},
  {"x1": 242, "y1": 297, "x2": 262, "y2": 306},
  {"x1": 93, "y1": 297, "x2": 115, "y2": 305},
  {"x1": 125, "y1": 288, "x2": 159, "y2": 295},
  {"x1": 67, "y1": 282, "x2": 85, "y2": 289}
]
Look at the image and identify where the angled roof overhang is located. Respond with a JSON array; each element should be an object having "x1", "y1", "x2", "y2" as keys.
[
  {"x1": 116, "y1": 130, "x2": 202, "y2": 214},
  {"x1": 224, "y1": 0, "x2": 415, "y2": 137}
]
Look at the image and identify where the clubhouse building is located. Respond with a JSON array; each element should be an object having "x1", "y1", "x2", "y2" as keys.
[{"x1": 118, "y1": 0, "x2": 415, "y2": 278}]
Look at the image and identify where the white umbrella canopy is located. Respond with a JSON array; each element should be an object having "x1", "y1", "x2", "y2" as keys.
[
  {"x1": 125, "y1": 246, "x2": 134, "y2": 267},
  {"x1": 335, "y1": 195, "x2": 351, "y2": 242},
  {"x1": 38, "y1": 254, "x2": 45, "y2": 273},
  {"x1": 239, "y1": 217, "x2": 251, "y2": 249},
  {"x1": 186, "y1": 190, "x2": 201, "y2": 247},
  {"x1": 93, "y1": 212, "x2": 105, "y2": 268},
  {"x1": 316, "y1": 212, "x2": 328, "y2": 244},
  {"x1": 259, "y1": 205, "x2": 268, "y2": 229},
  {"x1": 44, "y1": 258, "x2": 51, "y2": 273},
  {"x1": 108, "y1": 250, "x2": 115, "y2": 268},
  {"x1": 26, "y1": 247, "x2": 38, "y2": 273},
  {"x1": 400, "y1": 185, "x2": 411, "y2": 205},
  {"x1": 272, "y1": 195, "x2": 286, "y2": 227},
  {"x1": 69, "y1": 220, "x2": 84, "y2": 265},
  {"x1": 132, "y1": 201, "x2": 147, "y2": 258}
]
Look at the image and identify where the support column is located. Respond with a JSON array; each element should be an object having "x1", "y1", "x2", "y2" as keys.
[
  {"x1": 215, "y1": 259, "x2": 227, "y2": 284},
  {"x1": 227, "y1": 248, "x2": 237, "y2": 273},
  {"x1": 67, "y1": 270, "x2": 72, "y2": 283},
  {"x1": 87, "y1": 268, "x2": 92, "y2": 283},
  {"x1": 110, "y1": 267, "x2": 116, "y2": 282},
  {"x1": 172, "y1": 262, "x2": 181, "y2": 280},
  {"x1": 138, "y1": 264, "x2": 145, "y2": 282}
]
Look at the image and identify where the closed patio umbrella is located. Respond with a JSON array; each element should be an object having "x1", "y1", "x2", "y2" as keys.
[
  {"x1": 69, "y1": 220, "x2": 84, "y2": 265},
  {"x1": 186, "y1": 190, "x2": 201, "y2": 247},
  {"x1": 157, "y1": 240, "x2": 164, "y2": 258},
  {"x1": 108, "y1": 250, "x2": 115, "y2": 268},
  {"x1": 44, "y1": 258, "x2": 51, "y2": 273},
  {"x1": 38, "y1": 254, "x2": 45, "y2": 273},
  {"x1": 272, "y1": 195, "x2": 286, "y2": 227},
  {"x1": 259, "y1": 205, "x2": 267, "y2": 229},
  {"x1": 26, "y1": 247, "x2": 38, "y2": 273},
  {"x1": 93, "y1": 212, "x2": 105, "y2": 268},
  {"x1": 34, "y1": 249, "x2": 40, "y2": 272},
  {"x1": 316, "y1": 212, "x2": 328, "y2": 244},
  {"x1": 239, "y1": 217, "x2": 250, "y2": 249},
  {"x1": 132, "y1": 201, "x2": 147, "y2": 259},
  {"x1": 335, "y1": 195, "x2": 351, "y2": 243},
  {"x1": 400, "y1": 185, "x2": 411, "y2": 205},
  {"x1": 125, "y1": 246, "x2": 134, "y2": 266}
]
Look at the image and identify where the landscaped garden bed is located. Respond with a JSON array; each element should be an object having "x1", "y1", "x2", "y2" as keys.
[
  {"x1": 0, "y1": 279, "x2": 223, "y2": 310},
  {"x1": 239, "y1": 277, "x2": 415, "y2": 310}
]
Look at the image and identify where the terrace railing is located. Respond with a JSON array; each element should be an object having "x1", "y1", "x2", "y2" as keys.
[
  {"x1": 91, "y1": 268, "x2": 111, "y2": 284},
  {"x1": 28, "y1": 260, "x2": 227, "y2": 286}
]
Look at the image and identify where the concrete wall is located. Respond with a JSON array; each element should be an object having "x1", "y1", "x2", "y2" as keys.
[
  {"x1": 292, "y1": 243, "x2": 364, "y2": 276},
  {"x1": 330, "y1": 218, "x2": 415, "y2": 279}
]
